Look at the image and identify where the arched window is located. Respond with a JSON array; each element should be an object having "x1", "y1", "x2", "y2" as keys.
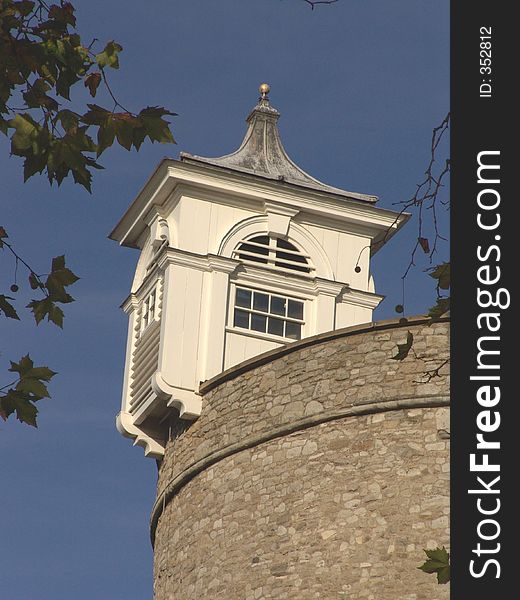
[{"x1": 232, "y1": 235, "x2": 312, "y2": 276}]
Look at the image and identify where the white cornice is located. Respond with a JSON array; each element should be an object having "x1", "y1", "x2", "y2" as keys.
[
  {"x1": 156, "y1": 246, "x2": 240, "y2": 274},
  {"x1": 108, "y1": 158, "x2": 409, "y2": 250},
  {"x1": 340, "y1": 287, "x2": 385, "y2": 309},
  {"x1": 121, "y1": 293, "x2": 139, "y2": 313},
  {"x1": 314, "y1": 278, "x2": 346, "y2": 297},
  {"x1": 263, "y1": 201, "x2": 300, "y2": 218}
]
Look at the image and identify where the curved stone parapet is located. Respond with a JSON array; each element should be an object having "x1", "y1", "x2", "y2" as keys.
[{"x1": 152, "y1": 316, "x2": 450, "y2": 600}]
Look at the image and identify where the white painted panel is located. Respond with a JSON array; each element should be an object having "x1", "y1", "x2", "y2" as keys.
[
  {"x1": 306, "y1": 224, "x2": 325, "y2": 250},
  {"x1": 197, "y1": 269, "x2": 231, "y2": 383},
  {"x1": 209, "y1": 203, "x2": 255, "y2": 254},
  {"x1": 177, "y1": 197, "x2": 212, "y2": 254},
  {"x1": 336, "y1": 303, "x2": 373, "y2": 330},
  {"x1": 224, "y1": 332, "x2": 247, "y2": 370},
  {"x1": 180, "y1": 269, "x2": 204, "y2": 388},
  {"x1": 321, "y1": 229, "x2": 340, "y2": 278},
  {"x1": 159, "y1": 264, "x2": 187, "y2": 385},
  {"x1": 337, "y1": 232, "x2": 371, "y2": 288},
  {"x1": 224, "y1": 331, "x2": 282, "y2": 370},
  {"x1": 335, "y1": 302, "x2": 358, "y2": 329},
  {"x1": 244, "y1": 335, "x2": 280, "y2": 360}
]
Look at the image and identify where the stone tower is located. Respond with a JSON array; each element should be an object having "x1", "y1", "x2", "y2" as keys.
[{"x1": 111, "y1": 87, "x2": 449, "y2": 599}]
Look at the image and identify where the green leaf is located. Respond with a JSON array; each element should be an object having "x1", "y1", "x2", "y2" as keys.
[
  {"x1": 28, "y1": 272, "x2": 40, "y2": 290},
  {"x1": 428, "y1": 262, "x2": 450, "y2": 290},
  {"x1": 424, "y1": 547, "x2": 450, "y2": 562},
  {"x1": 15, "y1": 396, "x2": 39, "y2": 427},
  {"x1": 436, "y1": 565, "x2": 451, "y2": 584},
  {"x1": 418, "y1": 547, "x2": 450, "y2": 585},
  {"x1": 23, "y1": 151, "x2": 48, "y2": 181},
  {"x1": 56, "y1": 67, "x2": 80, "y2": 100},
  {"x1": 13, "y1": 1, "x2": 36, "y2": 17},
  {"x1": 27, "y1": 297, "x2": 66, "y2": 327},
  {"x1": 0, "y1": 295, "x2": 20, "y2": 319},
  {"x1": 81, "y1": 104, "x2": 111, "y2": 126},
  {"x1": 9, "y1": 354, "x2": 34, "y2": 376},
  {"x1": 48, "y1": 2, "x2": 76, "y2": 27},
  {"x1": 95, "y1": 41, "x2": 123, "y2": 69},
  {"x1": 137, "y1": 106, "x2": 177, "y2": 145},
  {"x1": 391, "y1": 331, "x2": 414, "y2": 361},
  {"x1": 22, "y1": 77, "x2": 59, "y2": 111},
  {"x1": 428, "y1": 297, "x2": 450, "y2": 322},
  {"x1": 8, "y1": 113, "x2": 39, "y2": 152},
  {"x1": 48, "y1": 303, "x2": 64, "y2": 327},
  {"x1": 27, "y1": 298, "x2": 54, "y2": 325},
  {"x1": 51, "y1": 255, "x2": 66, "y2": 271},
  {"x1": 0, "y1": 392, "x2": 38, "y2": 427},
  {"x1": 16, "y1": 377, "x2": 50, "y2": 399},
  {"x1": 97, "y1": 122, "x2": 116, "y2": 156},
  {"x1": 3, "y1": 355, "x2": 57, "y2": 426},
  {"x1": 54, "y1": 267, "x2": 79, "y2": 287},
  {"x1": 25, "y1": 366, "x2": 57, "y2": 381},
  {"x1": 55, "y1": 109, "x2": 80, "y2": 133}
]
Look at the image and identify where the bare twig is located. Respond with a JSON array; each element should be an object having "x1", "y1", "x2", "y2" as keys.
[
  {"x1": 418, "y1": 358, "x2": 450, "y2": 383},
  {"x1": 394, "y1": 113, "x2": 450, "y2": 279},
  {"x1": 2, "y1": 239, "x2": 48, "y2": 295},
  {"x1": 302, "y1": 0, "x2": 339, "y2": 9}
]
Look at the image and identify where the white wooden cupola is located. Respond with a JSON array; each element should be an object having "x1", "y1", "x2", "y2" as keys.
[{"x1": 110, "y1": 84, "x2": 409, "y2": 457}]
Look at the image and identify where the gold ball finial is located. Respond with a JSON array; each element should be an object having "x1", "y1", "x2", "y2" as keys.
[{"x1": 259, "y1": 83, "x2": 270, "y2": 99}]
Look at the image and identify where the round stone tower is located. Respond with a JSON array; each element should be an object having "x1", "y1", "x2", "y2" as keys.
[{"x1": 151, "y1": 316, "x2": 450, "y2": 600}]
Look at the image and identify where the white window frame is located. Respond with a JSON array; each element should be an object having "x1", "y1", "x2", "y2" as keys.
[
  {"x1": 232, "y1": 235, "x2": 314, "y2": 278},
  {"x1": 139, "y1": 286, "x2": 158, "y2": 336},
  {"x1": 227, "y1": 284, "x2": 307, "y2": 343}
]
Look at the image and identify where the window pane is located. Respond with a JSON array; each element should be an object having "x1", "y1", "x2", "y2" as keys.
[
  {"x1": 287, "y1": 299, "x2": 304, "y2": 320},
  {"x1": 285, "y1": 321, "x2": 301, "y2": 340},
  {"x1": 276, "y1": 238, "x2": 297, "y2": 251},
  {"x1": 270, "y1": 295, "x2": 286, "y2": 316},
  {"x1": 251, "y1": 235, "x2": 270, "y2": 247},
  {"x1": 236, "y1": 288, "x2": 251, "y2": 308},
  {"x1": 234, "y1": 309, "x2": 249, "y2": 329},
  {"x1": 149, "y1": 292, "x2": 155, "y2": 320},
  {"x1": 238, "y1": 236, "x2": 269, "y2": 264},
  {"x1": 251, "y1": 313, "x2": 267, "y2": 333},
  {"x1": 267, "y1": 317, "x2": 284, "y2": 337},
  {"x1": 275, "y1": 239, "x2": 309, "y2": 272},
  {"x1": 253, "y1": 292, "x2": 269, "y2": 312}
]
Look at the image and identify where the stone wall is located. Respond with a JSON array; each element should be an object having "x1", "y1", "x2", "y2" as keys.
[{"x1": 152, "y1": 317, "x2": 450, "y2": 599}]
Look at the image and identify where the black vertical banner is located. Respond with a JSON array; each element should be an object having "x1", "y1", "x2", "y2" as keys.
[{"x1": 451, "y1": 2, "x2": 514, "y2": 598}]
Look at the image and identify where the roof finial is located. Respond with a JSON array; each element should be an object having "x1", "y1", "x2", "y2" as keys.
[{"x1": 259, "y1": 82, "x2": 271, "y2": 105}]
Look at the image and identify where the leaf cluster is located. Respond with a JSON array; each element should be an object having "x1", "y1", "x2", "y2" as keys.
[
  {"x1": 427, "y1": 261, "x2": 450, "y2": 322},
  {"x1": 1, "y1": 232, "x2": 79, "y2": 327},
  {"x1": 1, "y1": 228, "x2": 79, "y2": 425},
  {"x1": 418, "y1": 546, "x2": 451, "y2": 584},
  {"x1": 0, "y1": 354, "x2": 56, "y2": 426},
  {"x1": 1, "y1": 0, "x2": 176, "y2": 191},
  {"x1": 26, "y1": 253, "x2": 79, "y2": 327}
]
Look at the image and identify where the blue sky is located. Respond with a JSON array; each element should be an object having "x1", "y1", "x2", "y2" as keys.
[{"x1": 0, "y1": 1, "x2": 449, "y2": 598}]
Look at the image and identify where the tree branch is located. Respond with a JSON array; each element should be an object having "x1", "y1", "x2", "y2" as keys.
[{"x1": 302, "y1": 0, "x2": 339, "y2": 9}]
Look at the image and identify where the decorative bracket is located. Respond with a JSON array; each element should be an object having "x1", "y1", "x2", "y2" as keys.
[
  {"x1": 151, "y1": 372, "x2": 202, "y2": 419},
  {"x1": 264, "y1": 201, "x2": 299, "y2": 237},
  {"x1": 115, "y1": 410, "x2": 165, "y2": 458}
]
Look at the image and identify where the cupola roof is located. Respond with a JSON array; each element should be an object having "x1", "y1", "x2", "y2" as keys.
[{"x1": 180, "y1": 84, "x2": 377, "y2": 204}]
